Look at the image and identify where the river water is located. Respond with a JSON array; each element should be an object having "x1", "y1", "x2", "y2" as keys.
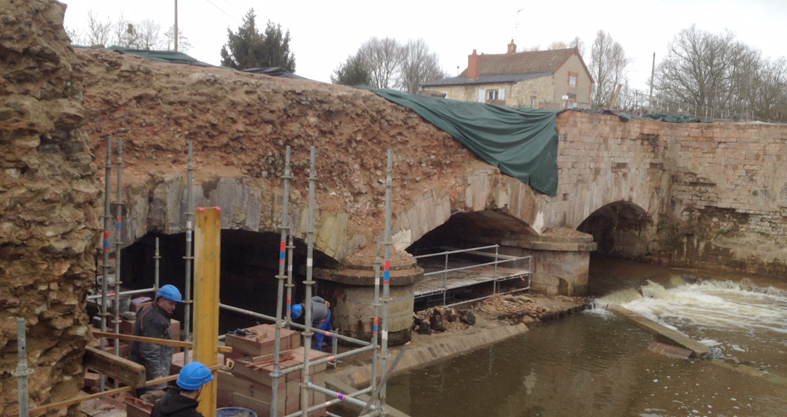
[{"x1": 384, "y1": 257, "x2": 787, "y2": 417}]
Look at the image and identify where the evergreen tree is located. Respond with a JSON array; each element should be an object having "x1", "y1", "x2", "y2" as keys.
[
  {"x1": 220, "y1": 9, "x2": 295, "y2": 72},
  {"x1": 331, "y1": 53, "x2": 371, "y2": 86}
]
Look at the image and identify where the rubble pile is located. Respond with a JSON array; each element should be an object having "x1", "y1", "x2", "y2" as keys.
[
  {"x1": 478, "y1": 294, "x2": 587, "y2": 323},
  {"x1": 413, "y1": 306, "x2": 476, "y2": 334},
  {"x1": 0, "y1": 0, "x2": 100, "y2": 415}
]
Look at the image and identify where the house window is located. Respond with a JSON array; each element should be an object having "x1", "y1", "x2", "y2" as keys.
[
  {"x1": 530, "y1": 96, "x2": 536, "y2": 108},
  {"x1": 568, "y1": 71, "x2": 578, "y2": 88},
  {"x1": 486, "y1": 89, "x2": 505, "y2": 102}
]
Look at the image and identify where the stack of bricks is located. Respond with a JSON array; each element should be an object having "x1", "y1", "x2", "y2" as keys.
[{"x1": 218, "y1": 324, "x2": 329, "y2": 417}]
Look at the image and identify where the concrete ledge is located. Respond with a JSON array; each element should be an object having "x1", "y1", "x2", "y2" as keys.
[
  {"x1": 607, "y1": 304, "x2": 710, "y2": 357},
  {"x1": 329, "y1": 322, "x2": 529, "y2": 388},
  {"x1": 325, "y1": 376, "x2": 411, "y2": 417}
]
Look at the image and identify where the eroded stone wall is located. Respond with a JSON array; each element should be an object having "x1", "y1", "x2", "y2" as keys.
[
  {"x1": 663, "y1": 122, "x2": 787, "y2": 275},
  {"x1": 552, "y1": 112, "x2": 787, "y2": 277},
  {"x1": 0, "y1": 1, "x2": 99, "y2": 415}
]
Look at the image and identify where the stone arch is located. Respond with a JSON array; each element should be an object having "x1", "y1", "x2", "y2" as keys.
[
  {"x1": 577, "y1": 200, "x2": 653, "y2": 258},
  {"x1": 114, "y1": 165, "x2": 542, "y2": 265},
  {"x1": 390, "y1": 167, "x2": 541, "y2": 252}
]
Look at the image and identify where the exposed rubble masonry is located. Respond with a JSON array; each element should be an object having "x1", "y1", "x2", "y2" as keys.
[{"x1": 0, "y1": 0, "x2": 100, "y2": 415}]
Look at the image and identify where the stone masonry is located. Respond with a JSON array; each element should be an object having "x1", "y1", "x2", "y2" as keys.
[
  {"x1": 0, "y1": 1, "x2": 100, "y2": 415},
  {"x1": 548, "y1": 112, "x2": 787, "y2": 277}
]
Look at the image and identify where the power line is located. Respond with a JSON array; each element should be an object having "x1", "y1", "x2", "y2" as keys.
[
  {"x1": 203, "y1": 0, "x2": 241, "y2": 24},
  {"x1": 216, "y1": 0, "x2": 244, "y2": 11}
]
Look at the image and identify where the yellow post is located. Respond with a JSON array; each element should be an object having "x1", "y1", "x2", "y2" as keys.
[{"x1": 194, "y1": 207, "x2": 221, "y2": 417}]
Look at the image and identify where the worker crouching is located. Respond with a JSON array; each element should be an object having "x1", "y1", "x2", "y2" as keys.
[{"x1": 292, "y1": 296, "x2": 333, "y2": 351}]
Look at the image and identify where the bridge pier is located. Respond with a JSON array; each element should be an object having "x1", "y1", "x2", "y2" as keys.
[
  {"x1": 527, "y1": 229, "x2": 596, "y2": 296},
  {"x1": 316, "y1": 247, "x2": 424, "y2": 346}
]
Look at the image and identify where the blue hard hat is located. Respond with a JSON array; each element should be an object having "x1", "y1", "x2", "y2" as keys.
[
  {"x1": 177, "y1": 362, "x2": 214, "y2": 391},
  {"x1": 156, "y1": 285, "x2": 182, "y2": 302},
  {"x1": 292, "y1": 304, "x2": 303, "y2": 319}
]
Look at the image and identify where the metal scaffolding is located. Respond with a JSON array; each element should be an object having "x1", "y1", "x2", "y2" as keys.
[
  {"x1": 183, "y1": 141, "x2": 195, "y2": 365},
  {"x1": 216, "y1": 147, "x2": 398, "y2": 417},
  {"x1": 20, "y1": 145, "x2": 401, "y2": 416},
  {"x1": 87, "y1": 140, "x2": 198, "y2": 393},
  {"x1": 98, "y1": 137, "x2": 112, "y2": 392}
]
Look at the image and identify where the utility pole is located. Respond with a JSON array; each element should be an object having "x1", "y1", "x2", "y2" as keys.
[
  {"x1": 648, "y1": 52, "x2": 655, "y2": 111},
  {"x1": 174, "y1": 0, "x2": 178, "y2": 52}
]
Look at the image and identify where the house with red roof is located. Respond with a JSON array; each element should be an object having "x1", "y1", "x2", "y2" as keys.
[{"x1": 421, "y1": 40, "x2": 594, "y2": 109}]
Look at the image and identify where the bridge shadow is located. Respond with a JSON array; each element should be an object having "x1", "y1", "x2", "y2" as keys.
[
  {"x1": 578, "y1": 201, "x2": 652, "y2": 257},
  {"x1": 405, "y1": 210, "x2": 538, "y2": 307}
]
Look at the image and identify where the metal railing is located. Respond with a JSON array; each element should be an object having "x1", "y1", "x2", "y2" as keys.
[{"x1": 413, "y1": 245, "x2": 532, "y2": 306}]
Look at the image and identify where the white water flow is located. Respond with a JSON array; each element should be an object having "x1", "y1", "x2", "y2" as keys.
[{"x1": 595, "y1": 278, "x2": 787, "y2": 368}]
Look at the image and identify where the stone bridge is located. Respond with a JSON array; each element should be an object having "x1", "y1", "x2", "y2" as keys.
[
  {"x1": 76, "y1": 49, "x2": 787, "y2": 342},
  {"x1": 9, "y1": 3, "x2": 787, "y2": 412}
]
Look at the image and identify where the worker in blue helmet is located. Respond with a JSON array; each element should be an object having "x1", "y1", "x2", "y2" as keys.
[
  {"x1": 291, "y1": 296, "x2": 333, "y2": 351},
  {"x1": 151, "y1": 361, "x2": 214, "y2": 417},
  {"x1": 129, "y1": 284, "x2": 183, "y2": 396}
]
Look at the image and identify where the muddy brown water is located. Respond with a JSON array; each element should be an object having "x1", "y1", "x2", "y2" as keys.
[{"x1": 380, "y1": 256, "x2": 787, "y2": 417}]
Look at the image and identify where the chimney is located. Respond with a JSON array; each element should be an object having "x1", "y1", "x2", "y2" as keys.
[
  {"x1": 507, "y1": 39, "x2": 517, "y2": 55},
  {"x1": 467, "y1": 49, "x2": 480, "y2": 80}
]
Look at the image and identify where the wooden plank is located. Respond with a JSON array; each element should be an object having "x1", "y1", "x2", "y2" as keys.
[
  {"x1": 91, "y1": 331, "x2": 232, "y2": 353},
  {"x1": 83, "y1": 346, "x2": 146, "y2": 388},
  {"x1": 24, "y1": 365, "x2": 226, "y2": 417},
  {"x1": 194, "y1": 207, "x2": 221, "y2": 417}
]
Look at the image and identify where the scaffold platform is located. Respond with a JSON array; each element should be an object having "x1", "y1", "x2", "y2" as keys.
[{"x1": 412, "y1": 245, "x2": 532, "y2": 306}]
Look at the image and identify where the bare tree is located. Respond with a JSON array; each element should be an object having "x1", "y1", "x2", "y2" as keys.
[
  {"x1": 547, "y1": 41, "x2": 568, "y2": 50},
  {"x1": 398, "y1": 38, "x2": 447, "y2": 93},
  {"x1": 163, "y1": 26, "x2": 192, "y2": 52},
  {"x1": 84, "y1": 10, "x2": 111, "y2": 46},
  {"x1": 655, "y1": 25, "x2": 738, "y2": 111},
  {"x1": 751, "y1": 58, "x2": 787, "y2": 121},
  {"x1": 65, "y1": 26, "x2": 85, "y2": 45},
  {"x1": 652, "y1": 25, "x2": 787, "y2": 121},
  {"x1": 358, "y1": 37, "x2": 401, "y2": 89},
  {"x1": 570, "y1": 36, "x2": 586, "y2": 57},
  {"x1": 590, "y1": 30, "x2": 629, "y2": 108},
  {"x1": 548, "y1": 36, "x2": 585, "y2": 58},
  {"x1": 135, "y1": 20, "x2": 161, "y2": 50},
  {"x1": 111, "y1": 12, "x2": 141, "y2": 48}
]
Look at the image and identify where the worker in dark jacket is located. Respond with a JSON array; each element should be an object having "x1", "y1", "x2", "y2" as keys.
[
  {"x1": 129, "y1": 284, "x2": 182, "y2": 395},
  {"x1": 292, "y1": 295, "x2": 333, "y2": 351},
  {"x1": 151, "y1": 361, "x2": 214, "y2": 417}
]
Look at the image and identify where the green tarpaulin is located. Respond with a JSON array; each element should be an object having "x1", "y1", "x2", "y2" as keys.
[
  {"x1": 366, "y1": 88, "x2": 559, "y2": 196},
  {"x1": 103, "y1": 46, "x2": 216, "y2": 67}
]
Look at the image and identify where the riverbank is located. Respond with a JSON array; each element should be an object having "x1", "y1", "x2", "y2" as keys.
[{"x1": 329, "y1": 293, "x2": 587, "y2": 387}]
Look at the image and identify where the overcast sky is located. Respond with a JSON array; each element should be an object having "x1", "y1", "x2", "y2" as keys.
[{"x1": 63, "y1": 0, "x2": 786, "y2": 91}]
